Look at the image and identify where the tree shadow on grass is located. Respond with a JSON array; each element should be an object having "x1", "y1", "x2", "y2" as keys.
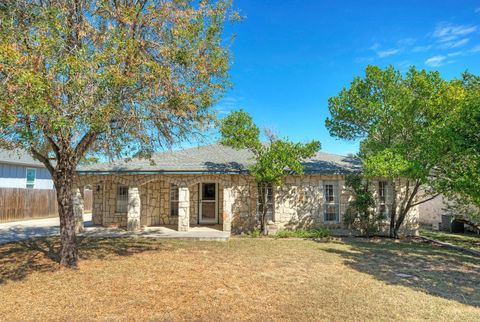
[
  {"x1": 0, "y1": 236, "x2": 168, "y2": 284},
  {"x1": 318, "y1": 238, "x2": 480, "y2": 307}
]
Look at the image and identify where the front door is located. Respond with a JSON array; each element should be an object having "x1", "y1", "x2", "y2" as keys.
[{"x1": 199, "y1": 183, "x2": 218, "y2": 224}]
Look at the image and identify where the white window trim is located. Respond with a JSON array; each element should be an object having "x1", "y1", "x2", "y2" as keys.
[
  {"x1": 378, "y1": 181, "x2": 392, "y2": 219},
  {"x1": 116, "y1": 185, "x2": 129, "y2": 213},
  {"x1": 257, "y1": 183, "x2": 275, "y2": 220},
  {"x1": 323, "y1": 181, "x2": 339, "y2": 223},
  {"x1": 25, "y1": 168, "x2": 36, "y2": 189}
]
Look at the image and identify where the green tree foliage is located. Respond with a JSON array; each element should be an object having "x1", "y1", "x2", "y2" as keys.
[
  {"x1": 432, "y1": 73, "x2": 480, "y2": 224},
  {"x1": 326, "y1": 65, "x2": 465, "y2": 238},
  {"x1": 218, "y1": 109, "x2": 320, "y2": 234},
  {"x1": 0, "y1": 0, "x2": 237, "y2": 267},
  {"x1": 343, "y1": 174, "x2": 382, "y2": 237}
]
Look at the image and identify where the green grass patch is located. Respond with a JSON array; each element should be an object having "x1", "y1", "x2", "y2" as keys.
[
  {"x1": 274, "y1": 228, "x2": 331, "y2": 239},
  {"x1": 420, "y1": 228, "x2": 480, "y2": 251}
]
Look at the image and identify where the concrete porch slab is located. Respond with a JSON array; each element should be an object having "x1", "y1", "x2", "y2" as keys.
[{"x1": 81, "y1": 225, "x2": 230, "y2": 241}]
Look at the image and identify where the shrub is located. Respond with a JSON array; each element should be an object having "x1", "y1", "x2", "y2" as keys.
[
  {"x1": 274, "y1": 228, "x2": 331, "y2": 239},
  {"x1": 344, "y1": 174, "x2": 384, "y2": 237},
  {"x1": 247, "y1": 228, "x2": 263, "y2": 238}
]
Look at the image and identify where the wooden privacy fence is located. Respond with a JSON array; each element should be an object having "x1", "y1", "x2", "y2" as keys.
[{"x1": 0, "y1": 188, "x2": 92, "y2": 223}]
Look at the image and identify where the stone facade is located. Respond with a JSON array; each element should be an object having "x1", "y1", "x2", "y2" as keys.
[{"x1": 74, "y1": 173, "x2": 419, "y2": 235}]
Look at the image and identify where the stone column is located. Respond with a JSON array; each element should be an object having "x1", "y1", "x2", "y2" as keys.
[
  {"x1": 92, "y1": 184, "x2": 103, "y2": 225},
  {"x1": 72, "y1": 187, "x2": 85, "y2": 233},
  {"x1": 223, "y1": 186, "x2": 233, "y2": 233},
  {"x1": 177, "y1": 186, "x2": 190, "y2": 232},
  {"x1": 127, "y1": 187, "x2": 141, "y2": 231}
]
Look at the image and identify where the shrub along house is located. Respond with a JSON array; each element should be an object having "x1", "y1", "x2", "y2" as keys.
[{"x1": 74, "y1": 144, "x2": 419, "y2": 235}]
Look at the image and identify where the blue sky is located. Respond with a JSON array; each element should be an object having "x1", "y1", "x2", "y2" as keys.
[{"x1": 210, "y1": 0, "x2": 480, "y2": 155}]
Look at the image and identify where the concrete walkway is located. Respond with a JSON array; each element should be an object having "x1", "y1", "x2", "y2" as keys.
[{"x1": 0, "y1": 214, "x2": 229, "y2": 244}]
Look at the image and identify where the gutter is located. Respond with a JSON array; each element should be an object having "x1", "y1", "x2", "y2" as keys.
[
  {"x1": 76, "y1": 169, "x2": 361, "y2": 176},
  {"x1": 75, "y1": 170, "x2": 249, "y2": 175}
]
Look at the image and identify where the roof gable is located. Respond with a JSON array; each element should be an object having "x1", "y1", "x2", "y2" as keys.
[{"x1": 0, "y1": 149, "x2": 45, "y2": 168}]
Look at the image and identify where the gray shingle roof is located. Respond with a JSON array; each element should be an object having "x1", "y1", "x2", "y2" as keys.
[
  {"x1": 77, "y1": 144, "x2": 361, "y2": 174},
  {"x1": 0, "y1": 149, "x2": 45, "y2": 167}
]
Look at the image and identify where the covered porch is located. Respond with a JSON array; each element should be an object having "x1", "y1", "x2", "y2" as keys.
[{"x1": 73, "y1": 174, "x2": 236, "y2": 234}]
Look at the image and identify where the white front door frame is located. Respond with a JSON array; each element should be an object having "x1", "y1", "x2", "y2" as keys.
[{"x1": 199, "y1": 182, "x2": 218, "y2": 224}]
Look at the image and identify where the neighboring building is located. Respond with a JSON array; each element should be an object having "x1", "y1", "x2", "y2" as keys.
[
  {"x1": 0, "y1": 149, "x2": 54, "y2": 189},
  {"x1": 418, "y1": 194, "x2": 450, "y2": 227},
  {"x1": 75, "y1": 144, "x2": 419, "y2": 235}
]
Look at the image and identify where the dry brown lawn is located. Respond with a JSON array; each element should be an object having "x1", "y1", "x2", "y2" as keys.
[{"x1": 0, "y1": 236, "x2": 479, "y2": 321}]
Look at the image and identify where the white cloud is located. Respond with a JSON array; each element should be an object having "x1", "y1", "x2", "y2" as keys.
[
  {"x1": 440, "y1": 38, "x2": 470, "y2": 49},
  {"x1": 475, "y1": 7, "x2": 480, "y2": 14},
  {"x1": 447, "y1": 51, "x2": 463, "y2": 57},
  {"x1": 363, "y1": 22, "x2": 479, "y2": 66},
  {"x1": 412, "y1": 45, "x2": 432, "y2": 52},
  {"x1": 215, "y1": 96, "x2": 238, "y2": 115},
  {"x1": 377, "y1": 48, "x2": 400, "y2": 58},
  {"x1": 367, "y1": 42, "x2": 402, "y2": 58},
  {"x1": 397, "y1": 38, "x2": 416, "y2": 47},
  {"x1": 433, "y1": 23, "x2": 477, "y2": 43},
  {"x1": 369, "y1": 43, "x2": 380, "y2": 51},
  {"x1": 425, "y1": 55, "x2": 447, "y2": 67},
  {"x1": 470, "y1": 45, "x2": 480, "y2": 53}
]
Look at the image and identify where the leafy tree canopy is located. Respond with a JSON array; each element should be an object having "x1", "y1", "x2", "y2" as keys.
[
  {"x1": 219, "y1": 109, "x2": 320, "y2": 185},
  {"x1": 0, "y1": 0, "x2": 238, "y2": 163},
  {"x1": 327, "y1": 65, "x2": 465, "y2": 184},
  {"x1": 218, "y1": 109, "x2": 320, "y2": 233},
  {"x1": 326, "y1": 65, "x2": 468, "y2": 237},
  {"x1": 432, "y1": 73, "x2": 480, "y2": 221},
  {"x1": 0, "y1": 0, "x2": 238, "y2": 267}
]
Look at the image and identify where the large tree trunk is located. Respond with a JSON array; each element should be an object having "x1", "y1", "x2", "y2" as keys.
[
  {"x1": 389, "y1": 180, "x2": 397, "y2": 238},
  {"x1": 392, "y1": 181, "x2": 420, "y2": 238},
  {"x1": 258, "y1": 183, "x2": 269, "y2": 235},
  {"x1": 53, "y1": 160, "x2": 79, "y2": 268},
  {"x1": 393, "y1": 207, "x2": 410, "y2": 238}
]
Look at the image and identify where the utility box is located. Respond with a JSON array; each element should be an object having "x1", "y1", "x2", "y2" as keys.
[
  {"x1": 441, "y1": 214, "x2": 452, "y2": 232},
  {"x1": 441, "y1": 214, "x2": 465, "y2": 233}
]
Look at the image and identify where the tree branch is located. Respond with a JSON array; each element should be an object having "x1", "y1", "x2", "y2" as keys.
[
  {"x1": 411, "y1": 193, "x2": 442, "y2": 207},
  {"x1": 44, "y1": 132, "x2": 61, "y2": 160},
  {"x1": 74, "y1": 131, "x2": 98, "y2": 161},
  {"x1": 30, "y1": 147, "x2": 55, "y2": 175}
]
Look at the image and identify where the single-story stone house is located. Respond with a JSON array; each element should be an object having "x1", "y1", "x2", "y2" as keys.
[{"x1": 74, "y1": 144, "x2": 418, "y2": 235}]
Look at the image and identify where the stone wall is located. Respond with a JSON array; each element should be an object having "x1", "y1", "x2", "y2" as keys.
[
  {"x1": 273, "y1": 175, "x2": 350, "y2": 230},
  {"x1": 75, "y1": 173, "x2": 419, "y2": 235},
  {"x1": 75, "y1": 173, "x2": 252, "y2": 230}
]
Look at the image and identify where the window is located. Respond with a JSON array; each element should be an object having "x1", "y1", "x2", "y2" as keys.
[
  {"x1": 26, "y1": 168, "x2": 36, "y2": 189},
  {"x1": 257, "y1": 183, "x2": 274, "y2": 216},
  {"x1": 378, "y1": 181, "x2": 391, "y2": 219},
  {"x1": 116, "y1": 185, "x2": 128, "y2": 213},
  {"x1": 170, "y1": 184, "x2": 179, "y2": 217},
  {"x1": 323, "y1": 182, "x2": 339, "y2": 222}
]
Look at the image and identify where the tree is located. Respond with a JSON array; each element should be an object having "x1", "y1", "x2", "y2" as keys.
[
  {"x1": 0, "y1": 0, "x2": 237, "y2": 267},
  {"x1": 326, "y1": 65, "x2": 464, "y2": 238},
  {"x1": 218, "y1": 109, "x2": 320, "y2": 235},
  {"x1": 432, "y1": 73, "x2": 480, "y2": 227},
  {"x1": 343, "y1": 174, "x2": 382, "y2": 237}
]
